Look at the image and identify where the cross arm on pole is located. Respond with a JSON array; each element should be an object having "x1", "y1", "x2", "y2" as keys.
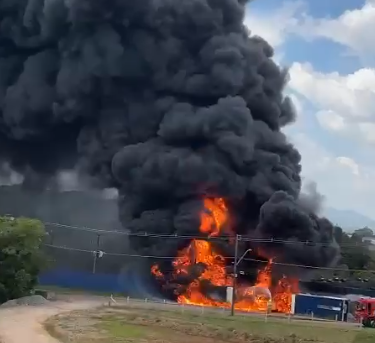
[{"x1": 235, "y1": 248, "x2": 252, "y2": 267}]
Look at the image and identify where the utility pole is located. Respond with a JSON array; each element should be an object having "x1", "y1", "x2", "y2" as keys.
[
  {"x1": 92, "y1": 234, "x2": 101, "y2": 274},
  {"x1": 230, "y1": 234, "x2": 240, "y2": 316},
  {"x1": 230, "y1": 235, "x2": 252, "y2": 317}
]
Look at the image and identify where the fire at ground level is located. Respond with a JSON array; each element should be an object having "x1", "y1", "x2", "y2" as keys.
[{"x1": 151, "y1": 198, "x2": 300, "y2": 314}]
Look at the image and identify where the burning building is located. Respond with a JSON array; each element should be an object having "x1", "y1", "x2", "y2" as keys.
[
  {"x1": 0, "y1": 0, "x2": 340, "y2": 310},
  {"x1": 151, "y1": 197, "x2": 300, "y2": 313}
]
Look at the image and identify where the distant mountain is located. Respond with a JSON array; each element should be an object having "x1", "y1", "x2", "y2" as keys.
[{"x1": 322, "y1": 207, "x2": 375, "y2": 232}]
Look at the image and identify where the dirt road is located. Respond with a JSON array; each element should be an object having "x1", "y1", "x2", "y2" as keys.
[
  {"x1": 0, "y1": 298, "x2": 103, "y2": 343},
  {"x1": 0, "y1": 295, "x2": 360, "y2": 343}
]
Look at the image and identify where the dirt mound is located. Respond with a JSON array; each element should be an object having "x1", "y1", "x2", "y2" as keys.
[{"x1": 0, "y1": 295, "x2": 49, "y2": 308}]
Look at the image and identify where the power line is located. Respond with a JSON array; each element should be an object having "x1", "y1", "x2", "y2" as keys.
[
  {"x1": 43, "y1": 244, "x2": 92, "y2": 254},
  {"x1": 43, "y1": 244, "x2": 182, "y2": 259},
  {"x1": 241, "y1": 258, "x2": 375, "y2": 274},
  {"x1": 3, "y1": 213, "x2": 369, "y2": 249},
  {"x1": 43, "y1": 243, "x2": 375, "y2": 273},
  {"x1": 45, "y1": 221, "x2": 369, "y2": 249}
]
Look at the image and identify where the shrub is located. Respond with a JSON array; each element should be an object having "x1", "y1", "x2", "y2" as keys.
[{"x1": 0, "y1": 216, "x2": 46, "y2": 303}]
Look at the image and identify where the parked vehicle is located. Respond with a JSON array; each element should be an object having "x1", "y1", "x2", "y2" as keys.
[{"x1": 355, "y1": 298, "x2": 375, "y2": 328}]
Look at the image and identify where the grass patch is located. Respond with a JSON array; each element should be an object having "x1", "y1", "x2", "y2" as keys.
[
  {"x1": 44, "y1": 306, "x2": 375, "y2": 343},
  {"x1": 353, "y1": 331, "x2": 375, "y2": 343},
  {"x1": 99, "y1": 321, "x2": 147, "y2": 339}
]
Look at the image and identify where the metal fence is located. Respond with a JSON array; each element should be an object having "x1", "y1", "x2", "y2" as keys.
[{"x1": 94, "y1": 295, "x2": 363, "y2": 327}]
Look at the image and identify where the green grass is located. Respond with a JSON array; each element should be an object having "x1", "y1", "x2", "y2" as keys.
[
  {"x1": 153, "y1": 310, "x2": 375, "y2": 343},
  {"x1": 44, "y1": 305, "x2": 375, "y2": 343},
  {"x1": 353, "y1": 331, "x2": 375, "y2": 343},
  {"x1": 105, "y1": 307, "x2": 375, "y2": 343},
  {"x1": 98, "y1": 321, "x2": 147, "y2": 339}
]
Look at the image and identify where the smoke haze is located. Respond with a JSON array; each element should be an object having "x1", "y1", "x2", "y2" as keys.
[{"x1": 0, "y1": 0, "x2": 340, "y2": 284}]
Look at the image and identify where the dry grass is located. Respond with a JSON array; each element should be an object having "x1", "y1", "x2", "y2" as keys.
[{"x1": 44, "y1": 306, "x2": 375, "y2": 343}]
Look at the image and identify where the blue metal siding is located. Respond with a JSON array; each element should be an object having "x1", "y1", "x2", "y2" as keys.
[
  {"x1": 39, "y1": 269, "x2": 123, "y2": 292},
  {"x1": 38, "y1": 268, "x2": 156, "y2": 298},
  {"x1": 294, "y1": 294, "x2": 347, "y2": 320}
]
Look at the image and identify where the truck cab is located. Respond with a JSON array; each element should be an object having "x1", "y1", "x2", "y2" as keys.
[{"x1": 355, "y1": 298, "x2": 375, "y2": 327}]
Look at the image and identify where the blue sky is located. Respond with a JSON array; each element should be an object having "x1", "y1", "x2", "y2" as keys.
[{"x1": 244, "y1": 0, "x2": 375, "y2": 219}]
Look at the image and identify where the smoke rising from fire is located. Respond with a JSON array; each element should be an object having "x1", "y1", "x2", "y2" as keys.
[{"x1": 0, "y1": 0, "x2": 339, "y2": 280}]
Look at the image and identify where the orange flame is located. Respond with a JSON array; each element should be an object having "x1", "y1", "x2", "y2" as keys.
[
  {"x1": 200, "y1": 198, "x2": 231, "y2": 237},
  {"x1": 151, "y1": 197, "x2": 299, "y2": 313},
  {"x1": 151, "y1": 265, "x2": 163, "y2": 278}
]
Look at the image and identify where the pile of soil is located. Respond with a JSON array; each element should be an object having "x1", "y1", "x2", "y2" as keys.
[{"x1": 0, "y1": 295, "x2": 49, "y2": 308}]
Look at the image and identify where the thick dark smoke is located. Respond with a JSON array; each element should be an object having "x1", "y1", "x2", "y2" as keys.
[{"x1": 0, "y1": 0, "x2": 339, "y2": 288}]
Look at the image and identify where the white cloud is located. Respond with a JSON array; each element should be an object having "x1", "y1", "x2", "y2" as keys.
[
  {"x1": 244, "y1": 0, "x2": 375, "y2": 218},
  {"x1": 295, "y1": 0, "x2": 375, "y2": 63},
  {"x1": 288, "y1": 62, "x2": 375, "y2": 144},
  {"x1": 291, "y1": 133, "x2": 375, "y2": 217},
  {"x1": 336, "y1": 157, "x2": 360, "y2": 176},
  {"x1": 244, "y1": 2, "x2": 303, "y2": 48},
  {"x1": 316, "y1": 110, "x2": 348, "y2": 132},
  {"x1": 291, "y1": 133, "x2": 331, "y2": 174},
  {"x1": 284, "y1": 0, "x2": 375, "y2": 144},
  {"x1": 288, "y1": 93, "x2": 303, "y2": 117},
  {"x1": 358, "y1": 122, "x2": 375, "y2": 143},
  {"x1": 289, "y1": 62, "x2": 375, "y2": 120},
  {"x1": 244, "y1": 1, "x2": 375, "y2": 140}
]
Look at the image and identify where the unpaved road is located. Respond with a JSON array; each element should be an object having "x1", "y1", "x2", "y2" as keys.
[
  {"x1": 0, "y1": 295, "x2": 360, "y2": 343},
  {"x1": 0, "y1": 297, "x2": 104, "y2": 343}
]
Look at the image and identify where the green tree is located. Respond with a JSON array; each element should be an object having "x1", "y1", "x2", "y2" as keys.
[
  {"x1": 334, "y1": 225, "x2": 375, "y2": 280},
  {"x1": 0, "y1": 216, "x2": 46, "y2": 303}
]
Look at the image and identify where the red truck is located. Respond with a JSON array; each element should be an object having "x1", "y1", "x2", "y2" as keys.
[{"x1": 355, "y1": 298, "x2": 375, "y2": 327}]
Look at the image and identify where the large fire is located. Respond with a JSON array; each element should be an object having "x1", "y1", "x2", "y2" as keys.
[{"x1": 152, "y1": 198, "x2": 299, "y2": 313}]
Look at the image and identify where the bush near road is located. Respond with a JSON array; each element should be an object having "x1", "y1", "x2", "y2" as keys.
[{"x1": 0, "y1": 216, "x2": 46, "y2": 304}]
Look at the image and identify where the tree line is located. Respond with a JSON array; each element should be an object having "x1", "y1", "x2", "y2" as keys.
[{"x1": 334, "y1": 226, "x2": 375, "y2": 280}]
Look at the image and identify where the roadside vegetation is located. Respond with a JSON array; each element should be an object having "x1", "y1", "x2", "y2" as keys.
[{"x1": 0, "y1": 216, "x2": 45, "y2": 304}]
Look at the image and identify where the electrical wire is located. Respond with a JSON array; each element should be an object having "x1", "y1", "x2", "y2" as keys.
[
  {"x1": 43, "y1": 243, "x2": 187, "y2": 259},
  {"x1": 4, "y1": 213, "x2": 367, "y2": 249},
  {"x1": 240, "y1": 258, "x2": 375, "y2": 274},
  {"x1": 43, "y1": 221, "x2": 369, "y2": 249},
  {"x1": 43, "y1": 243, "x2": 375, "y2": 273}
]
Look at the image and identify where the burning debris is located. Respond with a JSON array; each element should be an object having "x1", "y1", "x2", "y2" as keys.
[{"x1": 0, "y1": 0, "x2": 339, "y2": 308}]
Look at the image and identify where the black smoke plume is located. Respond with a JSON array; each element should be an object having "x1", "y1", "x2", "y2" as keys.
[{"x1": 0, "y1": 0, "x2": 339, "y2": 292}]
